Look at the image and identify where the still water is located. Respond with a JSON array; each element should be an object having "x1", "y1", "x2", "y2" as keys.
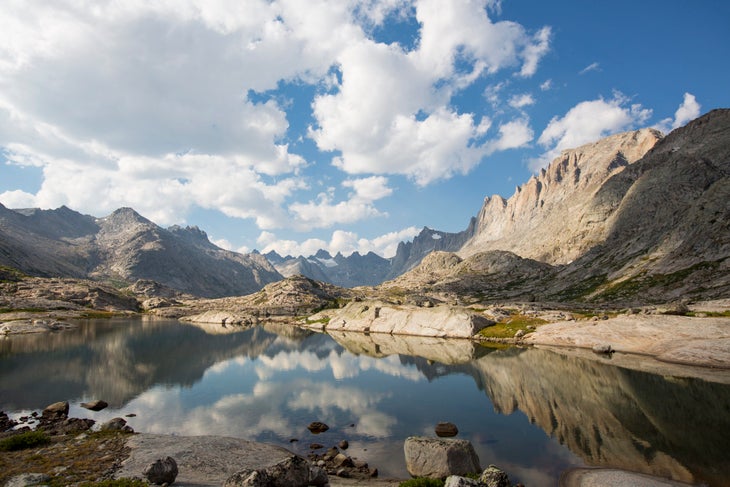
[{"x1": 1, "y1": 318, "x2": 729, "y2": 485}]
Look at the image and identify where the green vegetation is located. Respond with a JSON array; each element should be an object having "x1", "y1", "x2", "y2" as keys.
[
  {"x1": 399, "y1": 478, "x2": 445, "y2": 487},
  {"x1": 80, "y1": 311, "x2": 124, "y2": 319},
  {"x1": 305, "y1": 316, "x2": 331, "y2": 325},
  {"x1": 0, "y1": 265, "x2": 26, "y2": 282},
  {"x1": 0, "y1": 430, "x2": 51, "y2": 451},
  {"x1": 479, "y1": 313, "x2": 547, "y2": 339},
  {"x1": 79, "y1": 480, "x2": 148, "y2": 487},
  {"x1": 552, "y1": 273, "x2": 607, "y2": 301},
  {"x1": 0, "y1": 307, "x2": 47, "y2": 314}
]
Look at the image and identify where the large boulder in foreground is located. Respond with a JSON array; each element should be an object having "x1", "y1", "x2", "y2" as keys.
[
  {"x1": 314, "y1": 301, "x2": 493, "y2": 338},
  {"x1": 404, "y1": 437, "x2": 482, "y2": 479}
]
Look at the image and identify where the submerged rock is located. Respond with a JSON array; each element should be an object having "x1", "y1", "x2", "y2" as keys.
[
  {"x1": 81, "y1": 400, "x2": 109, "y2": 411},
  {"x1": 307, "y1": 421, "x2": 329, "y2": 434},
  {"x1": 435, "y1": 421, "x2": 459, "y2": 437}
]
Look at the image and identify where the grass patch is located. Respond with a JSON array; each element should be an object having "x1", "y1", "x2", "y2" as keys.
[
  {"x1": 399, "y1": 478, "x2": 445, "y2": 487},
  {"x1": 479, "y1": 314, "x2": 547, "y2": 339},
  {"x1": 552, "y1": 274, "x2": 607, "y2": 301},
  {"x1": 0, "y1": 307, "x2": 48, "y2": 314},
  {"x1": 78, "y1": 480, "x2": 149, "y2": 487},
  {"x1": 0, "y1": 265, "x2": 27, "y2": 282},
  {"x1": 0, "y1": 430, "x2": 51, "y2": 451},
  {"x1": 305, "y1": 316, "x2": 331, "y2": 325},
  {"x1": 80, "y1": 311, "x2": 122, "y2": 319}
]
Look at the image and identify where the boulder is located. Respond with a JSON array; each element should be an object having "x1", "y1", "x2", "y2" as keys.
[
  {"x1": 308, "y1": 465, "x2": 329, "y2": 486},
  {"x1": 338, "y1": 439, "x2": 349, "y2": 449},
  {"x1": 592, "y1": 343, "x2": 613, "y2": 354},
  {"x1": 480, "y1": 465, "x2": 511, "y2": 487},
  {"x1": 224, "y1": 455, "x2": 311, "y2": 487},
  {"x1": 435, "y1": 421, "x2": 459, "y2": 437},
  {"x1": 81, "y1": 400, "x2": 108, "y2": 411},
  {"x1": 307, "y1": 421, "x2": 329, "y2": 434},
  {"x1": 404, "y1": 436, "x2": 481, "y2": 479},
  {"x1": 42, "y1": 401, "x2": 69, "y2": 420},
  {"x1": 100, "y1": 417, "x2": 131, "y2": 432},
  {"x1": 143, "y1": 456, "x2": 178, "y2": 485},
  {"x1": 445, "y1": 476, "x2": 481, "y2": 487}
]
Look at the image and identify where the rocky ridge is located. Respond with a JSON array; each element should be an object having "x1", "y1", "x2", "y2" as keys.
[{"x1": 0, "y1": 206, "x2": 282, "y2": 298}]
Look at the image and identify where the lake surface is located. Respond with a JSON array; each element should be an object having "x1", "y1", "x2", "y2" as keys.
[{"x1": 1, "y1": 318, "x2": 729, "y2": 486}]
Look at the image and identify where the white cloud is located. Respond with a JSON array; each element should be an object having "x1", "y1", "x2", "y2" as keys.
[
  {"x1": 539, "y1": 79, "x2": 552, "y2": 91},
  {"x1": 579, "y1": 62, "x2": 601, "y2": 74},
  {"x1": 655, "y1": 92, "x2": 701, "y2": 134},
  {"x1": 0, "y1": 0, "x2": 552, "y2": 238},
  {"x1": 508, "y1": 93, "x2": 535, "y2": 109},
  {"x1": 288, "y1": 176, "x2": 392, "y2": 229},
  {"x1": 310, "y1": 0, "x2": 550, "y2": 186},
  {"x1": 259, "y1": 225, "x2": 420, "y2": 258},
  {"x1": 530, "y1": 94, "x2": 652, "y2": 171}
]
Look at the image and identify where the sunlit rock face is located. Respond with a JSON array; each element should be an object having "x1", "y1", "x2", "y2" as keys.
[
  {"x1": 468, "y1": 348, "x2": 730, "y2": 486},
  {"x1": 316, "y1": 300, "x2": 492, "y2": 338},
  {"x1": 460, "y1": 128, "x2": 662, "y2": 265}
]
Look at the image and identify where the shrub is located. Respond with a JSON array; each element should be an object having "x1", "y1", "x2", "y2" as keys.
[
  {"x1": 399, "y1": 478, "x2": 445, "y2": 487},
  {"x1": 0, "y1": 430, "x2": 51, "y2": 451}
]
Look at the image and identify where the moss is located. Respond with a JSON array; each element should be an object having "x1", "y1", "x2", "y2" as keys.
[
  {"x1": 479, "y1": 314, "x2": 547, "y2": 339},
  {"x1": 306, "y1": 316, "x2": 331, "y2": 325},
  {"x1": 80, "y1": 311, "x2": 123, "y2": 319},
  {"x1": 0, "y1": 431, "x2": 51, "y2": 451},
  {"x1": 78, "y1": 480, "x2": 148, "y2": 487},
  {"x1": 399, "y1": 478, "x2": 445, "y2": 487}
]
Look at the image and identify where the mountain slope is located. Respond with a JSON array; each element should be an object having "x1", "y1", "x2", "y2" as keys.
[
  {"x1": 382, "y1": 110, "x2": 730, "y2": 304},
  {"x1": 460, "y1": 128, "x2": 661, "y2": 265},
  {"x1": 0, "y1": 206, "x2": 282, "y2": 298},
  {"x1": 549, "y1": 108, "x2": 730, "y2": 302}
]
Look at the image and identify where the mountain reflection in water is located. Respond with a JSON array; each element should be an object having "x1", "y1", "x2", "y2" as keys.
[{"x1": 1, "y1": 318, "x2": 728, "y2": 485}]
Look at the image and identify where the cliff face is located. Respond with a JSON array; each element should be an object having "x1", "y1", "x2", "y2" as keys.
[
  {"x1": 381, "y1": 110, "x2": 730, "y2": 303},
  {"x1": 0, "y1": 206, "x2": 282, "y2": 298},
  {"x1": 460, "y1": 128, "x2": 662, "y2": 265}
]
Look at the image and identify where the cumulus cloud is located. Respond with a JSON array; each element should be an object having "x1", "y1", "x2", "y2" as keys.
[
  {"x1": 259, "y1": 226, "x2": 420, "y2": 258},
  {"x1": 655, "y1": 92, "x2": 701, "y2": 134},
  {"x1": 288, "y1": 176, "x2": 393, "y2": 229},
  {"x1": 310, "y1": 0, "x2": 549, "y2": 185},
  {"x1": 508, "y1": 93, "x2": 535, "y2": 109},
  {"x1": 530, "y1": 94, "x2": 652, "y2": 171},
  {"x1": 0, "y1": 0, "x2": 551, "y2": 243}
]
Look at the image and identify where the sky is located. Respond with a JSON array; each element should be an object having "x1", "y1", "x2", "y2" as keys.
[{"x1": 0, "y1": 1, "x2": 728, "y2": 258}]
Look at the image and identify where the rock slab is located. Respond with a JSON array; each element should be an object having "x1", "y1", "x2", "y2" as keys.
[{"x1": 404, "y1": 436, "x2": 481, "y2": 479}]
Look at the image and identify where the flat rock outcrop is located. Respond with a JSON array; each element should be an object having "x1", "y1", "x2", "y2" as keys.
[{"x1": 310, "y1": 300, "x2": 492, "y2": 338}]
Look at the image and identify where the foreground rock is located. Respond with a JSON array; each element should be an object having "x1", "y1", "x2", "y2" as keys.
[
  {"x1": 404, "y1": 437, "x2": 481, "y2": 479},
  {"x1": 116, "y1": 434, "x2": 323, "y2": 486},
  {"x1": 144, "y1": 456, "x2": 178, "y2": 485},
  {"x1": 308, "y1": 300, "x2": 493, "y2": 338}
]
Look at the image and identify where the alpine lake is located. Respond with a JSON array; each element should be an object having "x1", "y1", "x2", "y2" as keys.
[{"x1": 1, "y1": 317, "x2": 729, "y2": 486}]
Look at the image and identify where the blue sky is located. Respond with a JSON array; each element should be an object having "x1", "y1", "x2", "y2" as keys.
[{"x1": 0, "y1": 0, "x2": 728, "y2": 258}]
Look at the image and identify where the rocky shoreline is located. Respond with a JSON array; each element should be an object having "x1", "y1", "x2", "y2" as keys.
[{"x1": 1, "y1": 401, "x2": 702, "y2": 487}]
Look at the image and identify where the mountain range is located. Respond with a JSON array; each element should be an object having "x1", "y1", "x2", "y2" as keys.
[
  {"x1": 1, "y1": 109, "x2": 728, "y2": 303},
  {"x1": 0, "y1": 205, "x2": 281, "y2": 298}
]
